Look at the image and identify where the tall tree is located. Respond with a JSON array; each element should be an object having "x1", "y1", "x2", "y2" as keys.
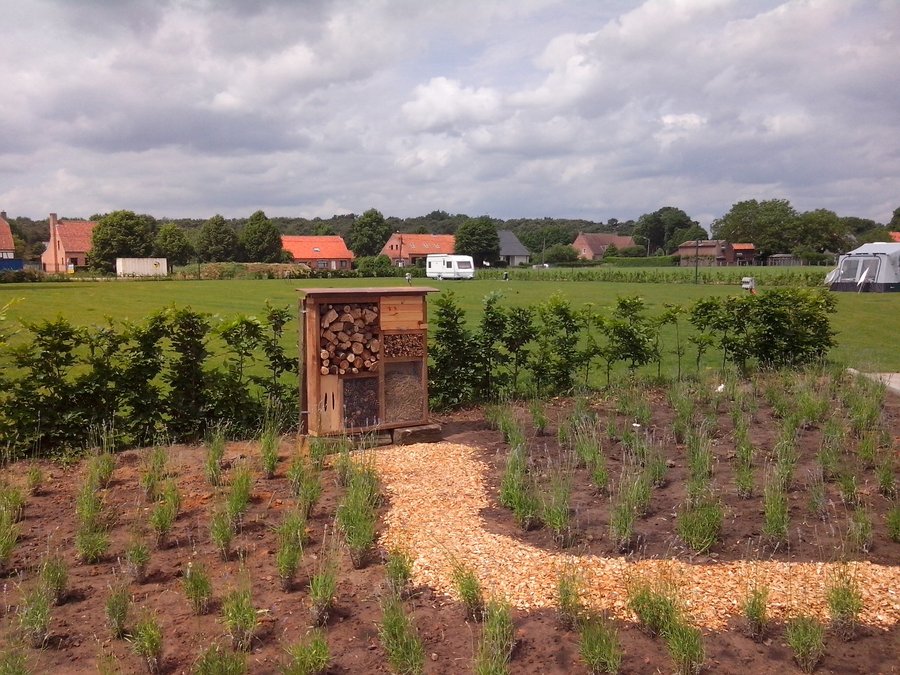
[
  {"x1": 711, "y1": 199, "x2": 798, "y2": 257},
  {"x1": 154, "y1": 222, "x2": 194, "y2": 266},
  {"x1": 667, "y1": 224, "x2": 708, "y2": 253},
  {"x1": 633, "y1": 206, "x2": 695, "y2": 254},
  {"x1": 89, "y1": 210, "x2": 158, "y2": 273},
  {"x1": 239, "y1": 210, "x2": 283, "y2": 262},
  {"x1": 791, "y1": 209, "x2": 851, "y2": 255},
  {"x1": 454, "y1": 216, "x2": 500, "y2": 266},
  {"x1": 889, "y1": 207, "x2": 900, "y2": 230},
  {"x1": 347, "y1": 208, "x2": 391, "y2": 257},
  {"x1": 195, "y1": 214, "x2": 240, "y2": 262}
]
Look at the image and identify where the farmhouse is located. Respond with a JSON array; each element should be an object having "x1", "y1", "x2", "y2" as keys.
[
  {"x1": 572, "y1": 232, "x2": 636, "y2": 260},
  {"x1": 380, "y1": 233, "x2": 455, "y2": 267},
  {"x1": 281, "y1": 235, "x2": 354, "y2": 270},
  {"x1": 676, "y1": 239, "x2": 735, "y2": 266},
  {"x1": 498, "y1": 230, "x2": 530, "y2": 266},
  {"x1": 732, "y1": 242, "x2": 757, "y2": 265},
  {"x1": 0, "y1": 211, "x2": 14, "y2": 259},
  {"x1": 41, "y1": 212, "x2": 97, "y2": 273}
]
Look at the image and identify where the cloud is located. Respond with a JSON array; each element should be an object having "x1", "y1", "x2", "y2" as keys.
[{"x1": 0, "y1": 0, "x2": 898, "y2": 225}]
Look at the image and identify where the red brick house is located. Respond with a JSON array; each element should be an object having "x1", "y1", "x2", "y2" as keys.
[
  {"x1": 572, "y1": 232, "x2": 636, "y2": 260},
  {"x1": 380, "y1": 233, "x2": 455, "y2": 266},
  {"x1": 41, "y1": 213, "x2": 98, "y2": 272},
  {"x1": 732, "y1": 243, "x2": 757, "y2": 265},
  {"x1": 0, "y1": 211, "x2": 14, "y2": 259},
  {"x1": 281, "y1": 235, "x2": 354, "y2": 270},
  {"x1": 676, "y1": 240, "x2": 735, "y2": 266}
]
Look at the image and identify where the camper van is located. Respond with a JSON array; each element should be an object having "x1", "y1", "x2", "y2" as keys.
[
  {"x1": 426, "y1": 254, "x2": 475, "y2": 280},
  {"x1": 826, "y1": 243, "x2": 900, "y2": 293}
]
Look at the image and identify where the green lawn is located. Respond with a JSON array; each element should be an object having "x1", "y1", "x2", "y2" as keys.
[{"x1": 1, "y1": 277, "x2": 898, "y2": 371}]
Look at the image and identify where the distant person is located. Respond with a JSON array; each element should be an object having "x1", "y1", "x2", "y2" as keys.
[
  {"x1": 404, "y1": 272, "x2": 412, "y2": 285},
  {"x1": 503, "y1": 271, "x2": 509, "y2": 281}
]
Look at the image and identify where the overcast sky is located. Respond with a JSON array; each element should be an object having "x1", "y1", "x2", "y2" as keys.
[{"x1": 1, "y1": 0, "x2": 898, "y2": 227}]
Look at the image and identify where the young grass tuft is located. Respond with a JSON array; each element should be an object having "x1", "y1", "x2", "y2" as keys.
[
  {"x1": 888, "y1": 505, "x2": 900, "y2": 543},
  {"x1": 210, "y1": 508, "x2": 234, "y2": 561},
  {"x1": 665, "y1": 621, "x2": 705, "y2": 675},
  {"x1": 385, "y1": 548, "x2": 414, "y2": 597},
  {"x1": 276, "y1": 537, "x2": 302, "y2": 592},
  {"x1": 847, "y1": 506, "x2": 873, "y2": 554},
  {"x1": 0, "y1": 645, "x2": 28, "y2": 674},
  {"x1": 193, "y1": 644, "x2": 247, "y2": 675},
  {"x1": 876, "y1": 460, "x2": 897, "y2": 499},
  {"x1": 451, "y1": 561, "x2": 484, "y2": 621},
  {"x1": 336, "y1": 463, "x2": 379, "y2": 569},
  {"x1": 579, "y1": 614, "x2": 622, "y2": 674},
  {"x1": 827, "y1": 564, "x2": 862, "y2": 640},
  {"x1": 221, "y1": 587, "x2": 257, "y2": 652},
  {"x1": 206, "y1": 427, "x2": 227, "y2": 487},
  {"x1": 626, "y1": 574, "x2": 680, "y2": 638},
  {"x1": 530, "y1": 399, "x2": 549, "y2": 436},
  {"x1": 225, "y1": 464, "x2": 253, "y2": 527},
  {"x1": 762, "y1": 476, "x2": 789, "y2": 546},
  {"x1": 0, "y1": 482, "x2": 27, "y2": 524},
  {"x1": 18, "y1": 585, "x2": 51, "y2": 648},
  {"x1": 26, "y1": 463, "x2": 44, "y2": 496},
  {"x1": 282, "y1": 629, "x2": 330, "y2": 675},
  {"x1": 308, "y1": 535, "x2": 338, "y2": 626},
  {"x1": 259, "y1": 423, "x2": 279, "y2": 480},
  {"x1": 473, "y1": 601, "x2": 516, "y2": 675},
  {"x1": 149, "y1": 499, "x2": 177, "y2": 549},
  {"x1": 124, "y1": 538, "x2": 151, "y2": 583},
  {"x1": 556, "y1": 568, "x2": 584, "y2": 630},
  {"x1": 130, "y1": 613, "x2": 163, "y2": 674},
  {"x1": 742, "y1": 584, "x2": 769, "y2": 641},
  {"x1": 785, "y1": 615, "x2": 826, "y2": 674},
  {"x1": 75, "y1": 528, "x2": 110, "y2": 564},
  {"x1": 541, "y1": 460, "x2": 575, "y2": 547},
  {"x1": 139, "y1": 446, "x2": 167, "y2": 501},
  {"x1": 288, "y1": 456, "x2": 323, "y2": 518},
  {"x1": 676, "y1": 499, "x2": 723, "y2": 554},
  {"x1": 379, "y1": 592, "x2": 425, "y2": 675},
  {"x1": 106, "y1": 583, "x2": 131, "y2": 640},
  {"x1": 39, "y1": 554, "x2": 68, "y2": 605},
  {"x1": 499, "y1": 445, "x2": 540, "y2": 531},
  {"x1": 182, "y1": 562, "x2": 213, "y2": 615}
]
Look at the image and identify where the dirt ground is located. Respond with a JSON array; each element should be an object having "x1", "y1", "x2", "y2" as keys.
[{"x1": 0, "y1": 382, "x2": 897, "y2": 673}]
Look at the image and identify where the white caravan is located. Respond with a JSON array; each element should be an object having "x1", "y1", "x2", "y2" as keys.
[{"x1": 426, "y1": 254, "x2": 475, "y2": 280}]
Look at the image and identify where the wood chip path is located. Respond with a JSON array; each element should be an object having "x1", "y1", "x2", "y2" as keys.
[{"x1": 375, "y1": 442, "x2": 900, "y2": 630}]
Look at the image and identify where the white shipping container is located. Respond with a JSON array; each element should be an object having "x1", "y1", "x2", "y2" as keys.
[{"x1": 115, "y1": 257, "x2": 169, "y2": 277}]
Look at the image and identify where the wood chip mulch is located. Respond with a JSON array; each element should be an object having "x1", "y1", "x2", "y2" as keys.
[{"x1": 375, "y1": 442, "x2": 900, "y2": 630}]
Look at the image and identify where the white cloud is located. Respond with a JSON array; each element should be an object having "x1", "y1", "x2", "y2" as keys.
[{"x1": 402, "y1": 77, "x2": 502, "y2": 132}]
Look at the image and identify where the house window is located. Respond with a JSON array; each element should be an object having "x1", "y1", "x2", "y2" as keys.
[
  {"x1": 339, "y1": 260, "x2": 347, "y2": 268},
  {"x1": 317, "y1": 260, "x2": 327, "y2": 269},
  {"x1": 0, "y1": 251, "x2": 11, "y2": 259}
]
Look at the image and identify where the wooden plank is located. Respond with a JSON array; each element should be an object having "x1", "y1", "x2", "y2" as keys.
[
  {"x1": 381, "y1": 295, "x2": 425, "y2": 330},
  {"x1": 313, "y1": 375, "x2": 341, "y2": 435}
]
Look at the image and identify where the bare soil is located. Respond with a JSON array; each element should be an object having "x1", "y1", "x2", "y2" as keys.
[{"x1": 0, "y1": 380, "x2": 896, "y2": 673}]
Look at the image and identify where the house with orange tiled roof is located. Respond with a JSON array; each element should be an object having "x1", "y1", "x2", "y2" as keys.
[
  {"x1": 572, "y1": 232, "x2": 636, "y2": 260},
  {"x1": 41, "y1": 213, "x2": 98, "y2": 273},
  {"x1": 890, "y1": 231, "x2": 900, "y2": 243},
  {"x1": 0, "y1": 211, "x2": 15, "y2": 260},
  {"x1": 281, "y1": 235, "x2": 354, "y2": 270},
  {"x1": 380, "y1": 233, "x2": 455, "y2": 266},
  {"x1": 732, "y1": 243, "x2": 757, "y2": 265}
]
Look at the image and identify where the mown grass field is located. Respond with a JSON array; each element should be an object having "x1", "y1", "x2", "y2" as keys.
[{"x1": 1, "y1": 276, "x2": 898, "y2": 372}]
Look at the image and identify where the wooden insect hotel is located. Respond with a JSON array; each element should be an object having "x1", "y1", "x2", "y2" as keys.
[{"x1": 298, "y1": 287, "x2": 439, "y2": 440}]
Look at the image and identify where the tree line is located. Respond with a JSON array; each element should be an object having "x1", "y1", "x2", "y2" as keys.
[{"x1": 4, "y1": 202, "x2": 898, "y2": 270}]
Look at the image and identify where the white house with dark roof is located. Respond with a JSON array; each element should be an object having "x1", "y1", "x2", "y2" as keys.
[{"x1": 498, "y1": 230, "x2": 530, "y2": 266}]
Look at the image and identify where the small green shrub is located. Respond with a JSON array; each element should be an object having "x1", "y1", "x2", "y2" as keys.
[
  {"x1": 18, "y1": 586, "x2": 51, "y2": 648},
  {"x1": 39, "y1": 554, "x2": 68, "y2": 605},
  {"x1": 579, "y1": 615, "x2": 622, "y2": 674},
  {"x1": 282, "y1": 629, "x2": 330, "y2": 675},
  {"x1": 379, "y1": 593, "x2": 425, "y2": 675},
  {"x1": 785, "y1": 615, "x2": 825, "y2": 674},
  {"x1": 742, "y1": 585, "x2": 769, "y2": 641},
  {"x1": 194, "y1": 644, "x2": 247, "y2": 675},
  {"x1": 139, "y1": 446, "x2": 167, "y2": 501},
  {"x1": 182, "y1": 562, "x2": 213, "y2": 615},
  {"x1": 308, "y1": 541, "x2": 338, "y2": 626},
  {"x1": 106, "y1": 583, "x2": 131, "y2": 639},
  {"x1": 276, "y1": 538, "x2": 302, "y2": 591},
  {"x1": 275, "y1": 508, "x2": 308, "y2": 549},
  {"x1": 150, "y1": 500, "x2": 177, "y2": 549},
  {"x1": 762, "y1": 480, "x2": 789, "y2": 546},
  {"x1": 131, "y1": 613, "x2": 163, "y2": 674},
  {"x1": 221, "y1": 587, "x2": 257, "y2": 651},
  {"x1": 75, "y1": 482, "x2": 104, "y2": 532},
  {"x1": 87, "y1": 450, "x2": 116, "y2": 489},
  {"x1": 336, "y1": 469, "x2": 379, "y2": 569},
  {"x1": 75, "y1": 528, "x2": 110, "y2": 564},
  {"x1": 452, "y1": 562, "x2": 484, "y2": 621},
  {"x1": 827, "y1": 565, "x2": 862, "y2": 640},
  {"x1": 665, "y1": 622, "x2": 705, "y2": 675}
]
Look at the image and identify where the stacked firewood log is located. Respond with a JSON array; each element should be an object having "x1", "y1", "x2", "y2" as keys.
[{"x1": 319, "y1": 303, "x2": 380, "y2": 375}]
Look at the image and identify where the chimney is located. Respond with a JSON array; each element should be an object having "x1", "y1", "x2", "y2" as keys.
[{"x1": 0, "y1": 211, "x2": 6, "y2": 220}]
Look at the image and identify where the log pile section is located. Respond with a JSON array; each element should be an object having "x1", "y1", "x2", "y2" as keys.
[{"x1": 319, "y1": 303, "x2": 381, "y2": 375}]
